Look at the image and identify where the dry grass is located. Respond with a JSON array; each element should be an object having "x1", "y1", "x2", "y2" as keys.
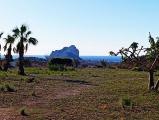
[{"x1": 0, "y1": 67, "x2": 159, "y2": 119}]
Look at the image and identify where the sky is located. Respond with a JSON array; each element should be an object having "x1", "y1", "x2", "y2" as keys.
[{"x1": 0, "y1": 0, "x2": 159, "y2": 56}]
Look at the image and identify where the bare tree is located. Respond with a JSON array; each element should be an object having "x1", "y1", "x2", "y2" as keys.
[{"x1": 110, "y1": 33, "x2": 159, "y2": 91}]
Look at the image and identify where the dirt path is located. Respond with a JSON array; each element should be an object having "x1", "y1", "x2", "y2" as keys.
[
  {"x1": 0, "y1": 108, "x2": 13, "y2": 119},
  {"x1": 0, "y1": 108, "x2": 26, "y2": 120},
  {"x1": 22, "y1": 84, "x2": 90, "y2": 107},
  {"x1": 0, "y1": 72, "x2": 93, "y2": 120},
  {"x1": 55, "y1": 85, "x2": 90, "y2": 99}
]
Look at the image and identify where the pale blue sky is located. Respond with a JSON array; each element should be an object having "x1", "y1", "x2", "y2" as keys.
[{"x1": 0, "y1": 0, "x2": 159, "y2": 55}]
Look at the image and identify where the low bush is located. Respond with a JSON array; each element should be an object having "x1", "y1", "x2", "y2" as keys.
[
  {"x1": 31, "y1": 91, "x2": 37, "y2": 97},
  {"x1": 121, "y1": 96, "x2": 133, "y2": 109},
  {"x1": 48, "y1": 58, "x2": 77, "y2": 71},
  {"x1": 100, "y1": 60, "x2": 108, "y2": 68},
  {"x1": 49, "y1": 58, "x2": 73, "y2": 66},
  {"x1": 0, "y1": 85, "x2": 5, "y2": 92},
  {"x1": 48, "y1": 64, "x2": 66, "y2": 71},
  {"x1": 0, "y1": 83, "x2": 16, "y2": 92},
  {"x1": 27, "y1": 77, "x2": 35, "y2": 83},
  {"x1": 16, "y1": 59, "x2": 32, "y2": 67},
  {"x1": 131, "y1": 67, "x2": 143, "y2": 71},
  {"x1": 20, "y1": 108, "x2": 28, "y2": 116},
  {"x1": 5, "y1": 84, "x2": 16, "y2": 92}
]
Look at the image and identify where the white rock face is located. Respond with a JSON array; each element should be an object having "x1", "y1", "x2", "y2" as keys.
[{"x1": 49, "y1": 45, "x2": 80, "y2": 60}]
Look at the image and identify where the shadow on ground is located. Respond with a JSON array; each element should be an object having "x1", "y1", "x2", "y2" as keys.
[{"x1": 63, "y1": 79, "x2": 93, "y2": 85}]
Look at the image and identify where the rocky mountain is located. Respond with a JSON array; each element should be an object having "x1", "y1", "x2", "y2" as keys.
[{"x1": 49, "y1": 45, "x2": 80, "y2": 60}]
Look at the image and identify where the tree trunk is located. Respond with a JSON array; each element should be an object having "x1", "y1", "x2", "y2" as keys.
[
  {"x1": 18, "y1": 52, "x2": 25, "y2": 75},
  {"x1": 3, "y1": 61, "x2": 9, "y2": 71},
  {"x1": 4, "y1": 46, "x2": 12, "y2": 71},
  {"x1": 0, "y1": 60, "x2": 3, "y2": 71},
  {"x1": 154, "y1": 80, "x2": 159, "y2": 91},
  {"x1": 148, "y1": 70, "x2": 155, "y2": 90},
  {"x1": 0, "y1": 53, "x2": 3, "y2": 71},
  {"x1": 3, "y1": 55, "x2": 10, "y2": 71}
]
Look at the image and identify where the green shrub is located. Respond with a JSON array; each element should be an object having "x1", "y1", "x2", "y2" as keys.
[
  {"x1": 100, "y1": 60, "x2": 108, "y2": 68},
  {"x1": 27, "y1": 77, "x2": 35, "y2": 83},
  {"x1": 48, "y1": 64, "x2": 66, "y2": 71},
  {"x1": 48, "y1": 58, "x2": 77, "y2": 71},
  {"x1": 0, "y1": 84, "x2": 16, "y2": 92},
  {"x1": 0, "y1": 85, "x2": 5, "y2": 92},
  {"x1": 31, "y1": 91, "x2": 37, "y2": 97},
  {"x1": 5, "y1": 84, "x2": 16, "y2": 92},
  {"x1": 121, "y1": 96, "x2": 133, "y2": 108},
  {"x1": 49, "y1": 58, "x2": 73, "y2": 66},
  {"x1": 20, "y1": 108, "x2": 28, "y2": 116},
  {"x1": 131, "y1": 67, "x2": 143, "y2": 71},
  {"x1": 67, "y1": 66, "x2": 75, "y2": 71},
  {"x1": 16, "y1": 59, "x2": 32, "y2": 67}
]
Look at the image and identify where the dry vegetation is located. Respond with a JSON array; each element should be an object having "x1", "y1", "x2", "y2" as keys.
[{"x1": 0, "y1": 67, "x2": 159, "y2": 119}]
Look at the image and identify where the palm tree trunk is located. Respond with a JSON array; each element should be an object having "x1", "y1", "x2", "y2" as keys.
[
  {"x1": 4, "y1": 45, "x2": 12, "y2": 71},
  {"x1": 3, "y1": 57, "x2": 9, "y2": 71},
  {"x1": 0, "y1": 53, "x2": 3, "y2": 71},
  {"x1": 148, "y1": 70, "x2": 154, "y2": 90},
  {"x1": 18, "y1": 52, "x2": 25, "y2": 75},
  {"x1": 3, "y1": 56, "x2": 10, "y2": 71}
]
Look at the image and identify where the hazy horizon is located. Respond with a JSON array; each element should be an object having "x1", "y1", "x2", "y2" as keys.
[{"x1": 1, "y1": 0, "x2": 159, "y2": 56}]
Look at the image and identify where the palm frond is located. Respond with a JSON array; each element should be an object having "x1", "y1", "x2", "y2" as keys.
[
  {"x1": 0, "y1": 32, "x2": 3, "y2": 38},
  {"x1": 28, "y1": 37, "x2": 38, "y2": 45},
  {"x1": 4, "y1": 35, "x2": 15, "y2": 45},
  {"x1": 14, "y1": 25, "x2": 38, "y2": 56},
  {"x1": 25, "y1": 44, "x2": 28, "y2": 52},
  {"x1": 4, "y1": 38, "x2": 8, "y2": 43},
  {"x1": 12, "y1": 28, "x2": 20, "y2": 37},
  {"x1": 23, "y1": 38, "x2": 28, "y2": 42},
  {"x1": 13, "y1": 47, "x2": 17, "y2": 53},
  {"x1": 26, "y1": 31, "x2": 31, "y2": 38},
  {"x1": 21, "y1": 24, "x2": 27, "y2": 34},
  {"x1": 3, "y1": 43, "x2": 8, "y2": 51}
]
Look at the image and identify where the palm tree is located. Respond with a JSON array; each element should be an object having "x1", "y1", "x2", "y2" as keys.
[
  {"x1": 3, "y1": 35, "x2": 15, "y2": 71},
  {"x1": 12, "y1": 25, "x2": 38, "y2": 75},
  {"x1": 0, "y1": 32, "x2": 3, "y2": 54},
  {"x1": 0, "y1": 32, "x2": 3, "y2": 70},
  {"x1": 0, "y1": 32, "x2": 3, "y2": 38}
]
